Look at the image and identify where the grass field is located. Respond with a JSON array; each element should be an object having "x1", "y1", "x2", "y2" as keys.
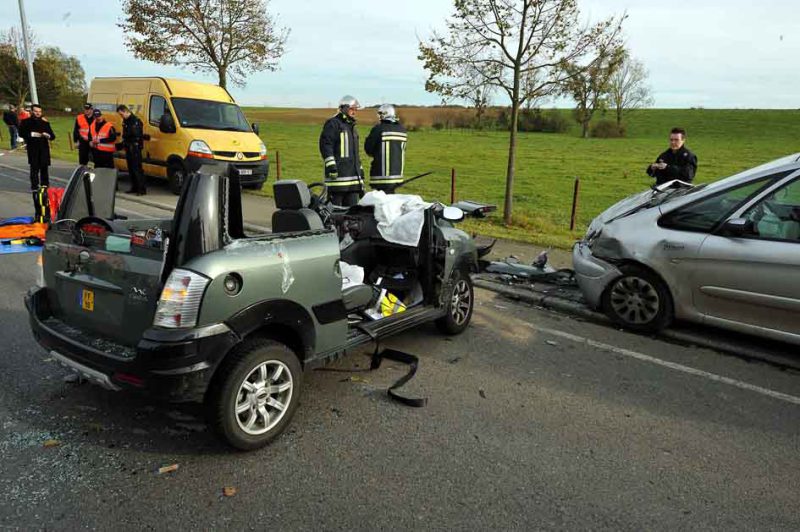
[{"x1": 26, "y1": 108, "x2": 800, "y2": 249}]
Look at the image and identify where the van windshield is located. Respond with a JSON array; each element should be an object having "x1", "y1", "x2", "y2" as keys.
[{"x1": 171, "y1": 98, "x2": 251, "y2": 132}]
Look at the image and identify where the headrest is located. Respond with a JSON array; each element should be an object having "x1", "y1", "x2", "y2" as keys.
[{"x1": 273, "y1": 180, "x2": 311, "y2": 209}]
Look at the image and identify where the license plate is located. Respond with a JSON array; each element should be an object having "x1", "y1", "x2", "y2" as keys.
[
  {"x1": 80, "y1": 289, "x2": 94, "y2": 311},
  {"x1": 238, "y1": 169, "x2": 253, "y2": 176}
]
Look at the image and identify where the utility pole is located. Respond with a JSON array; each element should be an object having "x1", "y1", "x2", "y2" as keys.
[{"x1": 17, "y1": 0, "x2": 38, "y2": 105}]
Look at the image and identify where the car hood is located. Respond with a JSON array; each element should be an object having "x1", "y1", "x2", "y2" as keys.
[
  {"x1": 586, "y1": 181, "x2": 696, "y2": 236},
  {"x1": 183, "y1": 128, "x2": 263, "y2": 153}
]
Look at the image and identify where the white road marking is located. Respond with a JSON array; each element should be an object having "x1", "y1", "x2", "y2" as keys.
[{"x1": 528, "y1": 323, "x2": 800, "y2": 406}]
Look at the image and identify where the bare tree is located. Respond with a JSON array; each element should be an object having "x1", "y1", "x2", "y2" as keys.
[
  {"x1": 119, "y1": 0, "x2": 289, "y2": 89},
  {"x1": 608, "y1": 52, "x2": 653, "y2": 127},
  {"x1": 563, "y1": 46, "x2": 622, "y2": 138},
  {"x1": 419, "y1": 0, "x2": 624, "y2": 224}
]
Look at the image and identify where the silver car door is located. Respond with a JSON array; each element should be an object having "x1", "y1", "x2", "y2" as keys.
[{"x1": 692, "y1": 175, "x2": 800, "y2": 340}]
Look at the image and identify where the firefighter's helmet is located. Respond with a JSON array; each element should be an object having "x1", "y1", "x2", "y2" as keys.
[
  {"x1": 377, "y1": 103, "x2": 398, "y2": 123},
  {"x1": 339, "y1": 95, "x2": 361, "y2": 112}
]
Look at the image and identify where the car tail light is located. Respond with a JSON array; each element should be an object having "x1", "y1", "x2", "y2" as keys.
[
  {"x1": 187, "y1": 140, "x2": 214, "y2": 159},
  {"x1": 154, "y1": 269, "x2": 210, "y2": 329}
]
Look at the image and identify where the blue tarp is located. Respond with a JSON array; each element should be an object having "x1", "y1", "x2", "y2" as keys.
[
  {"x1": 0, "y1": 217, "x2": 34, "y2": 227},
  {"x1": 0, "y1": 245, "x2": 42, "y2": 255}
]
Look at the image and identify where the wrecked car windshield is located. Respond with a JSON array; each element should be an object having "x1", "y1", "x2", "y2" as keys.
[{"x1": 171, "y1": 98, "x2": 251, "y2": 132}]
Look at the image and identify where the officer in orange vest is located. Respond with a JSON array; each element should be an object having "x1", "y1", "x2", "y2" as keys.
[
  {"x1": 89, "y1": 109, "x2": 117, "y2": 169},
  {"x1": 72, "y1": 103, "x2": 94, "y2": 165}
]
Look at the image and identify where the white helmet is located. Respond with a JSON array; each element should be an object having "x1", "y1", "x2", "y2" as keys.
[
  {"x1": 377, "y1": 103, "x2": 398, "y2": 123},
  {"x1": 339, "y1": 95, "x2": 361, "y2": 112}
]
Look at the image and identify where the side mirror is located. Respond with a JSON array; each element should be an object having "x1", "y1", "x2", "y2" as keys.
[
  {"x1": 442, "y1": 206, "x2": 465, "y2": 222},
  {"x1": 159, "y1": 113, "x2": 176, "y2": 134},
  {"x1": 722, "y1": 217, "x2": 754, "y2": 237},
  {"x1": 251, "y1": 123, "x2": 260, "y2": 135}
]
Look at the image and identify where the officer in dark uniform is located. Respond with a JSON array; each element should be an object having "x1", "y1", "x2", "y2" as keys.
[
  {"x1": 646, "y1": 127, "x2": 698, "y2": 185},
  {"x1": 117, "y1": 105, "x2": 146, "y2": 195},
  {"x1": 364, "y1": 104, "x2": 407, "y2": 193},
  {"x1": 319, "y1": 95, "x2": 364, "y2": 206},
  {"x1": 72, "y1": 103, "x2": 94, "y2": 165},
  {"x1": 18, "y1": 104, "x2": 56, "y2": 222}
]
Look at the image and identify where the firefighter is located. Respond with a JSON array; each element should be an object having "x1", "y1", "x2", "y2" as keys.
[
  {"x1": 18, "y1": 104, "x2": 55, "y2": 223},
  {"x1": 364, "y1": 104, "x2": 407, "y2": 193},
  {"x1": 117, "y1": 105, "x2": 146, "y2": 195},
  {"x1": 72, "y1": 103, "x2": 94, "y2": 165},
  {"x1": 319, "y1": 95, "x2": 364, "y2": 206},
  {"x1": 89, "y1": 109, "x2": 117, "y2": 169}
]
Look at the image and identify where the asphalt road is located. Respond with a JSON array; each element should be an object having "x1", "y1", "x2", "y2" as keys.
[{"x1": 1, "y1": 167, "x2": 799, "y2": 530}]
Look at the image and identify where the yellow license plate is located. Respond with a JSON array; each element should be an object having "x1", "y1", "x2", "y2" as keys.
[{"x1": 81, "y1": 289, "x2": 94, "y2": 311}]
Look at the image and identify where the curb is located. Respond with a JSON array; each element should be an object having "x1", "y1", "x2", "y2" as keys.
[
  {"x1": 474, "y1": 277, "x2": 800, "y2": 371},
  {"x1": 0, "y1": 161, "x2": 270, "y2": 234}
]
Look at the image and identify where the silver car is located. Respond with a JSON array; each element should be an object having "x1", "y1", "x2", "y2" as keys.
[{"x1": 573, "y1": 153, "x2": 800, "y2": 345}]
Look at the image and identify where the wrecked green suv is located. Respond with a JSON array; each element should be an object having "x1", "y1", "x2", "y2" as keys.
[{"x1": 26, "y1": 165, "x2": 478, "y2": 449}]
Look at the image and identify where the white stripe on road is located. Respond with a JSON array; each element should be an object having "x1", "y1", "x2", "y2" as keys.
[{"x1": 527, "y1": 323, "x2": 800, "y2": 406}]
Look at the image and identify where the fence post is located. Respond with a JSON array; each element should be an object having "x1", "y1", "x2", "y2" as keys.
[
  {"x1": 68, "y1": 135, "x2": 73, "y2": 152},
  {"x1": 276, "y1": 150, "x2": 281, "y2": 180},
  {"x1": 450, "y1": 167, "x2": 456, "y2": 204},
  {"x1": 569, "y1": 176, "x2": 580, "y2": 231}
]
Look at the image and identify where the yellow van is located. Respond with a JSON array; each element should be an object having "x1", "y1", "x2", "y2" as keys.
[{"x1": 88, "y1": 77, "x2": 268, "y2": 193}]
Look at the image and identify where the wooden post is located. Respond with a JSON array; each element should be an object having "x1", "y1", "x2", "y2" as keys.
[
  {"x1": 569, "y1": 177, "x2": 580, "y2": 231},
  {"x1": 450, "y1": 167, "x2": 456, "y2": 204},
  {"x1": 276, "y1": 150, "x2": 281, "y2": 180},
  {"x1": 68, "y1": 135, "x2": 74, "y2": 151}
]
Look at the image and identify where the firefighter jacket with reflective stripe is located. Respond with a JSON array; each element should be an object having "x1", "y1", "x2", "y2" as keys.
[
  {"x1": 90, "y1": 121, "x2": 117, "y2": 152},
  {"x1": 364, "y1": 121, "x2": 407, "y2": 187},
  {"x1": 319, "y1": 112, "x2": 362, "y2": 190},
  {"x1": 73, "y1": 113, "x2": 93, "y2": 142}
]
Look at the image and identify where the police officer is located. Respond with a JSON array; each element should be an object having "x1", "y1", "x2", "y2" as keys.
[
  {"x1": 89, "y1": 109, "x2": 117, "y2": 169},
  {"x1": 364, "y1": 104, "x2": 407, "y2": 193},
  {"x1": 319, "y1": 95, "x2": 364, "y2": 206},
  {"x1": 646, "y1": 127, "x2": 698, "y2": 185},
  {"x1": 72, "y1": 103, "x2": 94, "y2": 165},
  {"x1": 18, "y1": 104, "x2": 56, "y2": 222},
  {"x1": 117, "y1": 105, "x2": 146, "y2": 195}
]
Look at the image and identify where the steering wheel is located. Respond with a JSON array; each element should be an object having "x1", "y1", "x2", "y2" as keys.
[{"x1": 307, "y1": 182, "x2": 329, "y2": 210}]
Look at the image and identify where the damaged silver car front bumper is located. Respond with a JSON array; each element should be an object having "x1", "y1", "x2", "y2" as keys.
[{"x1": 572, "y1": 241, "x2": 622, "y2": 309}]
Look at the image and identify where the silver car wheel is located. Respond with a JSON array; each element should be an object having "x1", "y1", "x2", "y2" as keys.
[
  {"x1": 450, "y1": 279, "x2": 472, "y2": 325},
  {"x1": 609, "y1": 276, "x2": 661, "y2": 325},
  {"x1": 234, "y1": 360, "x2": 293, "y2": 436}
]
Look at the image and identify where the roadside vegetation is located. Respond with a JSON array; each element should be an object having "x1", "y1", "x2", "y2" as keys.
[{"x1": 34, "y1": 108, "x2": 800, "y2": 249}]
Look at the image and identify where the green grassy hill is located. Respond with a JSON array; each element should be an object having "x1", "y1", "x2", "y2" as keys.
[{"x1": 38, "y1": 109, "x2": 800, "y2": 248}]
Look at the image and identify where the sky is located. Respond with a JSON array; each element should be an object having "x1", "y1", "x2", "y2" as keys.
[{"x1": 1, "y1": 0, "x2": 798, "y2": 109}]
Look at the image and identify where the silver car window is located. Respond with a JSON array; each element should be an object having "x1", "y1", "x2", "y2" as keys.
[
  {"x1": 742, "y1": 178, "x2": 800, "y2": 242},
  {"x1": 658, "y1": 174, "x2": 783, "y2": 233}
]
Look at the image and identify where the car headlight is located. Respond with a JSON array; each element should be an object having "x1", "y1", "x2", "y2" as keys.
[
  {"x1": 259, "y1": 142, "x2": 268, "y2": 160},
  {"x1": 187, "y1": 140, "x2": 214, "y2": 159}
]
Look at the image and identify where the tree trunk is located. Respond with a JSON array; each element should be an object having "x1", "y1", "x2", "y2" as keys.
[
  {"x1": 217, "y1": 67, "x2": 227, "y2": 89},
  {"x1": 616, "y1": 106, "x2": 622, "y2": 127},
  {"x1": 582, "y1": 119, "x2": 589, "y2": 139},
  {"x1": 503, "y1": 100, "x2": 520, "y2": 225}
]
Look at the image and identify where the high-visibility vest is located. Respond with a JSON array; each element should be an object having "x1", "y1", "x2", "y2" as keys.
[
  {"x1": 90, "y1": 121, "x2": 115, "y2": 152},
  {"x1": 76, "y1": 114, "x2": 91, "y2": 141}
]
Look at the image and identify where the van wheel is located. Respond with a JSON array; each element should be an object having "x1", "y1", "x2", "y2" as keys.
[
  {"x1": 206, "y1": 338, "x2": 302, "y2": 451},
  {"x1": 601, "y1": 264, "x2": 674, "y2": 333},
  {"x1": 167, "y1": 160, "x2": 187, "y2": 195},
  {"x1": 435, "y1": 270, "x2": 474, "y2": 335}
]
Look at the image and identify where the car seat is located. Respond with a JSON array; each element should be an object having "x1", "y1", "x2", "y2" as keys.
[{"x1": 271, "y1": 180, "x2": 324, "y2": 233}]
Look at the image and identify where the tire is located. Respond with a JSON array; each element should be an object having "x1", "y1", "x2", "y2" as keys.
[
  {"x1": 601, "y1": 264, "x2": 674, "y2": 333},
  {"x1": 206, "y1": 338, "x2": 302, "y2": 451},
  {"x1": 167, "y1": 160, "x2": 187, "y2": 195},
  {"x1": 435, "y1": 269, "x2": 474, "y2": 335}
]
